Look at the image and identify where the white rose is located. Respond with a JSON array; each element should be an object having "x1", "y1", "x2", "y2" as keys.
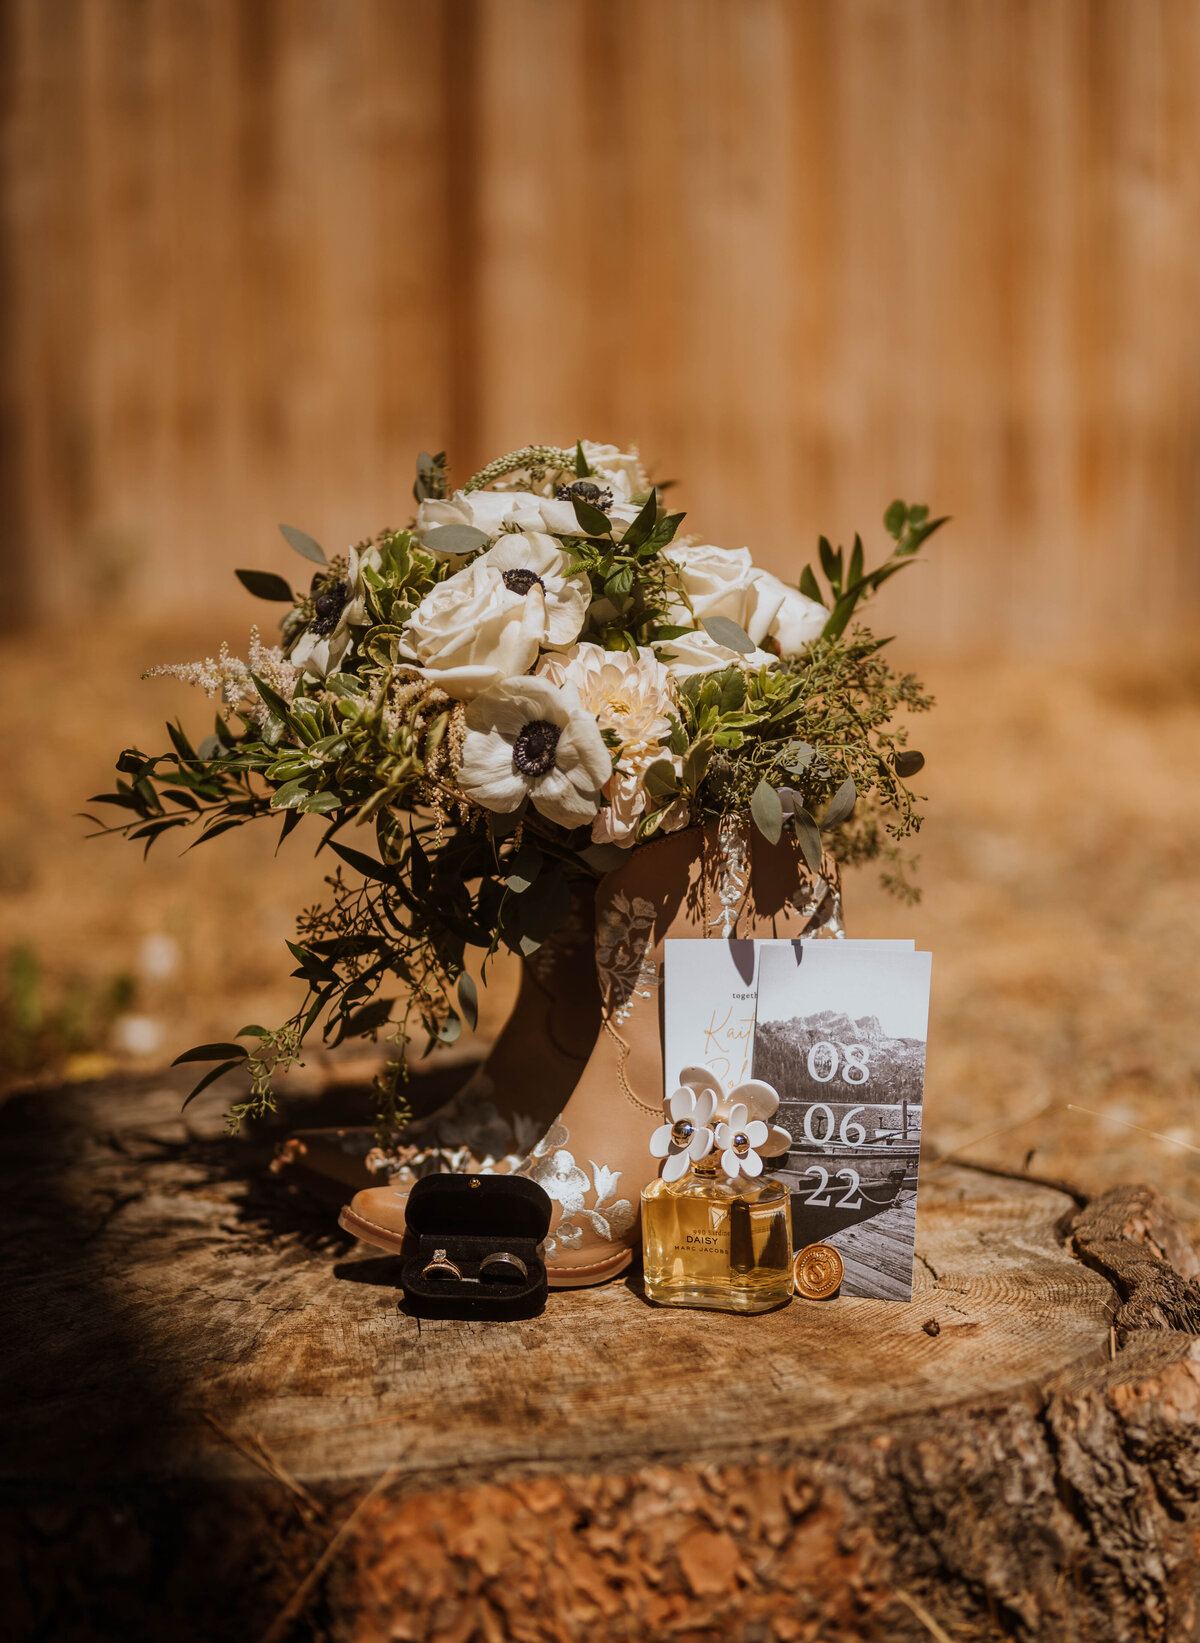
[
  {"x1": 289, "y1": 543, "x2": 382, "y2": 678},
  {"x1": 664, "y1": 543, "x2": 828, "y2": 656},
  {"x1": 580, "y1": 442, "x2": 647, "y2": 503},
  {"x1": 663, "y1": 544, "x2": 759, "y2": 633},
  {"x1": 655, "y1": 630, "x2": 779, "y2": 681},
  {"x1": 401, "y1": 534, "x2": 590, "y2": 699},
  {"x1": 750, "y1": 571, "x2": 828, "y2": 654},
  {"x1": 457, "y1": 675, "x2": 611, "y2": 830},
  {"x1": 417, "y1": 487, "x2": 640, "y2": 557}
]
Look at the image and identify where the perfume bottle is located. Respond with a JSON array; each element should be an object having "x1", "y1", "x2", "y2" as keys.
[{"x1": 642, "y1": 1155, "x2": 793, "y2": 1312}]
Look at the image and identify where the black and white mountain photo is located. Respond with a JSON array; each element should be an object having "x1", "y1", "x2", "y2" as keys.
[{"x1": 753, "y1": 944, "x2": 932, "y2": 1302}]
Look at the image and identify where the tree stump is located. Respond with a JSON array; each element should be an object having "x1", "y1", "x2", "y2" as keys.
[{"x1": 3, "y1": 1074, "x2": 1200, "y2": 1643}]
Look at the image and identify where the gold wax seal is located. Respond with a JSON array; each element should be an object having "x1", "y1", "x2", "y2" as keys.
[{"x1": 793, "y1": 1242, "x2": 844, "y2": 1299}]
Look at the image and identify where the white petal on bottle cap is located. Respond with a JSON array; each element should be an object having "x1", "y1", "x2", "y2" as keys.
[{"x1": 648, "y1": 1124, "x2": 673, "y2": 1159}]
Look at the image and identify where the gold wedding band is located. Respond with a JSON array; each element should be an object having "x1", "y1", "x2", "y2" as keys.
[
  {"x1": 479, "y1": 1251, "x2": 529, "y2": 1283},
  {"x1": 421, "y1": 1247, "x2": 463, "y2": 1282}
]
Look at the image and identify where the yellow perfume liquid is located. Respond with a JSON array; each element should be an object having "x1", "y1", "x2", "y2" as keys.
[{"x1": 641, "y1": 1160, "x2": 793, "y2": 1313}]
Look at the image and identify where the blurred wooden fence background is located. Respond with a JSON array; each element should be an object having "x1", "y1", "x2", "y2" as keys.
[{"x1": 4, "y1": 0, "x2": 1200, "y2": 653}]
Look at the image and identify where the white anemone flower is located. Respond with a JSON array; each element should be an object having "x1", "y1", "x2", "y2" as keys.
[
  {"x1": 649, "y1": 1084, "x2": 717, "y2": 1183},
  {"x1": 290, "y1": 544, "x2": 381, "y2": 679},
  {"x1": 401, "y1": 534, "x2": 590, "y2": 699},
  {"x1": 457, "y1": 675, "x2": 611, "y2": 829}
]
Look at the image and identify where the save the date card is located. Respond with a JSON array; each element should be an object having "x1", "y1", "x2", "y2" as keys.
[{"x1": 663, "y1": 939, "x2": 932, "y2": 1301}]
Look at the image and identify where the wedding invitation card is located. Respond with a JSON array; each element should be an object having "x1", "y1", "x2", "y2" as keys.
[{"x1": 662, "y1": 938, "x2": 931, "y2": 1302}]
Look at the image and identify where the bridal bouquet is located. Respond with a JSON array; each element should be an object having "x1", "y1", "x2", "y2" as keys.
[{"x1": 92, "y1": 442, "x2": 943, "y2": 1129}]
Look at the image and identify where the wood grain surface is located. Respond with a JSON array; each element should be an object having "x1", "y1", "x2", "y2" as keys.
[
  {"x1": 4, "y1": 1072, "x2": 1200, "y2": 1641},
  {"x1": 6, "y1": 0, "x2": 1200, "y2": 653}
]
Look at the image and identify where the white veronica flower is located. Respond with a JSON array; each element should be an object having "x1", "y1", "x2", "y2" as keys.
[
  {"x1": 656, "y1": 629, "x2": 778, "y2": 681},
  {"x1": 649, "y1": 1084, "x2": 717, "y2": 1183},
  {"x1": 290, "y1": 544, "x2": 382, "y2": 678},
  {"x1": 416, "y1": 486, "x2": 639, "y2": 555},
  {"x1": 401, "y1": 534, "x2": 590, "y2": 699},
  {"x1": 664, "y1": 543, "x2": 827, "y2": 658},
  {"x1": 457, "y1": 675, "x2": 611, "y2": 829}
]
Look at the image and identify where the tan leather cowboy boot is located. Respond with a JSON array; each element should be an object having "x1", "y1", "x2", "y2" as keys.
[
  {"x1": 339, "y1": 819, "x2": 840, "y2": 1278},
  {"x1": 378, "y1": 895, "x2": 601, "y2": 1170},
  {"x1": 279, "y1": 901, "x2": 600, "y2": 1201}
]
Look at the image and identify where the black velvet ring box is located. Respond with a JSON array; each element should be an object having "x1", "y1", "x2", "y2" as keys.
[{"x1": 401, "y1": 1173, "x2": 552, "y2": 1320}]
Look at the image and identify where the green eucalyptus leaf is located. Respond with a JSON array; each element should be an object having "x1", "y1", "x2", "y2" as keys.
[
  {"x1": 423, "y1": 523, "x2": 491, "y2": 557},
  {"x1": 701, "y1": 616, "x2": 755, "y2": 655},
  {"x1": 181, "y1": 1059, "x2": 244, "y2": 1110},
  {"x1": 574, "y1": 439, "x2": 591, "y2": 477},
  {"x1": 172, "y1": 1042, "x2": 250, "y2": 1065},
  {"x1": 279, "y1": 524, "x2": 327, "y2": 565},
  {"x1": 438, "y1": 1009, "x2": 463, "y2": 1044},
  {"x1": 894, "y1": 749, "x2": 926, "y2": 777},
  {"x1": 750, "y1": 779, "x2": 784, "y2": 845},
  {"x1": 791, "y1": 806, "x2": 824, "y2": 873},
  {"x1": 236, "y1": 569, "x2": 295, "y2": 602},
  {"x1": 821, "y1": 776, "x2": 857, "y2": 830},
  {"x1": 457, "y1": 973, "x2": 479, "y2": 1032}
]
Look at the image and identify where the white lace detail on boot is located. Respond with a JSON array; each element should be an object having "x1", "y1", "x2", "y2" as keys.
[
  {"x1": 595, "y1": 890, "x2": 658, "y2": 1024},
  {"x1": 364, "y1": 1092, "x2": 541, "y2": 1183},
  {"x1": 515, "y1": 1122, "x2": 636, "y2": 1258}
]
